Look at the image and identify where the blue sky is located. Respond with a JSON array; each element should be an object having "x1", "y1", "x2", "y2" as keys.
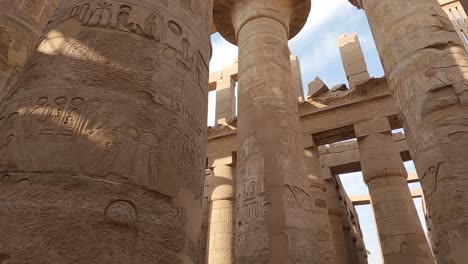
[{"x1": 208, "y1": 1, "x2": 426, "y2": 263}]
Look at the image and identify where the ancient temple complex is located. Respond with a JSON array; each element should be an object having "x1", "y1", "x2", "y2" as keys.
[{"x1": 0, "y1": 0, "x2": 468, "y2": 263}]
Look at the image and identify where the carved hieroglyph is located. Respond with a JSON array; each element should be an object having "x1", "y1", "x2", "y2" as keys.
[
  {"x1": 0, "y1": 0, "x2": 61, "y2": 102},
  {"x1": 0, "y1": 0, "x2": 212, "y2": 263},
  {"x1": 213, "y1": 0, "x2": 325, "y2": 263},
  {"x1": 349, "y1": 0, "x2": 468, "y2": 262},
  {"x1": 356, "y1": 118, "x2": 433, "y2": 263}
]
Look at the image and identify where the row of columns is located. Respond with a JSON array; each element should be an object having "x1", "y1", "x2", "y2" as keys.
[
  {"x1": 355, "y1": 118, "x2": 434, "y2": 263},
  {"x1": 1, "y1": 0, "x2": 468, "y2": 263}
]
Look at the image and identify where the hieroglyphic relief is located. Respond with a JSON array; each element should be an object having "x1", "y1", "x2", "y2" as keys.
[
  {"x1": 0, "y1": 0, "x2": 212, "y2": 262},
  {"x1": 49, "y1": 0, "x2": 211, "y2": 93},
  {"x1": 0, "y1": 20, "x2": 34, "y2": 101},
  {"x1": 0, "y1": 173, "x2": 187, "y2": 263},
  {"x1": 0, "y1": 93, "x2": 205, "y2": 198}
]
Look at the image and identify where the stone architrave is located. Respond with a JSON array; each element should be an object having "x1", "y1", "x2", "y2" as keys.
[
  {"x1": 206, "y1": 156, "x2": 236, "y2": 264},
  {"x1": 349, "y1": 0, "x2": 468, "y2": 262},
  {"x1": 355, "y1": 118, "x2": 434, "y2": 263},
  {"x1": 213, "y1": 0, "x2": 322, "y2": 263},
  {"x1": 0, "y1": 0, "x2": 61, "y2": 102},
  {"x1": 0, "y1": 1, "x2": 213, "y2": 263}
]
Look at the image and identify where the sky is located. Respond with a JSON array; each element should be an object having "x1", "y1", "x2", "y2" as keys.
[{"x1": 208, "y1": 1, "x2": 427, "y2": 263}]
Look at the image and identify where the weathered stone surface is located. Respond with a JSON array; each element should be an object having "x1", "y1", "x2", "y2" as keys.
[
  {"x1": 338, "y1": 33, "x2": 370, "y2": 89},
  {"x1": 0, "y1": 0, "x2": 213, "y2": 263},
  {"x1": 350, "y1": 0, "x2": 468, "y2": 262},
  {"x1": 308, "y1": 77, "x2": 329, "y2": 98},
  {"x1": 215, "y1": 77, "x2": 236, "y2": 125},
  {"x1": 356, "y1": 118, "x2": 434, "y2": 263},
  {"x1": 213, "y1": 0, "x2": 333, "y2": 263},
  {"x1": 206, "y1": 157, "x2": 236, "y2": 264},
  {"x1": 290, "y1": 54, "x2": 305, "y2": 102},
  {"x1": 304, "y1": 143, "x2": 338, "y2": 263},
  {"x1": 0, "y1": 0, "x2": 61, "y2": 102},
  {"x1": 330, "y1": 84, "x2": 348, "y2": 93}
]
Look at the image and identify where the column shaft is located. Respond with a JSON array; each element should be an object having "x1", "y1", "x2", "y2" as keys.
[
  {"x1": 359, "y1": 0, "x2": 468, "y2": 261},
  {"x1": 0, "y1": 1, "x2": 212, "y2": 263},
  {"x1": 304, "y1": 146, "x2": 337, "y2": 263},
  {"x1": 325, "y1": 179, "x2": 351, "y2": 264},
  {"x1": 236, "y1": 16, "x2": 314, "y2": 263},
  {"x1": 0, "y1": 0, "x2": 60, "y2": 101},
  {"x1": 207, "y1": 164, "x2": 236, "y2": 264},
  {"x1": 358, "y1": 130, "x2": 434, "y2": 263}
]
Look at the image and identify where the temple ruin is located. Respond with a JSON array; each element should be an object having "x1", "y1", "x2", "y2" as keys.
[{"x1": 0, "y1": 0, "x2": 468, "y2": 263}]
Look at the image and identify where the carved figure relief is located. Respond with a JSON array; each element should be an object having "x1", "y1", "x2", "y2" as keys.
[
  {"x1": 0, "y1": 20, "x2": 34, "y2": 101},
  {"x1": 0, "y1": 27, "x2": 10, "y2": 65}
]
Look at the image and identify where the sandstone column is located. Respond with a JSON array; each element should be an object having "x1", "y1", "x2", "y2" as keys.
[
  {"x1": 349, "y1": 0, "x2": 468, "y2": 262},
  {"x1": 201, "y1": 169, "x2": 214, "y2": 264},
  {"x1": 206, "y1": 156, "x2": 236, "y2": 264},
  {"x1": 0, "y1": 0, "x2": 61, "y2": 102},
  {"x1": 355, "y1": 118, "x2": 434, "y2": 263},
  {"x1": 324, "y1": 178, "x2": 351, "y2": 264},
  {"x1": 0, "y1": 1, "x2": 212, "y2": 263},
  {"x1": 304, "y1": 138, "x2": 338, "y2": 263},
  {"x1": 213, "y1": 0, "x2": 315, "y2": 263}
]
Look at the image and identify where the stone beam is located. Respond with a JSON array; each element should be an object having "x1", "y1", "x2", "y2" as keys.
[
  {"x1": 351, "y1": 189, "x2": 424, "y2": 206},
  {"x1": 207, "y1": 79, "x2": 407, "y2": 170},
  {"x1": 299, "y1": 78, "x2": 399, "y2": 145},
  {"x1": 319, "y1": 133, "x2": 413, "y2": 175}
]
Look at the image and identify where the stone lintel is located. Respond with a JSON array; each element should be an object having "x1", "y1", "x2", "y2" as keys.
[
  {"x1": 354, "y1": 117, "x2": 391, "y2": 138},
  {"x1": 208, "y1": 153, "x2": 235, "y2": 168}
]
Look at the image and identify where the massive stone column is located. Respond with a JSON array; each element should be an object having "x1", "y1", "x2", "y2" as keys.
[
  {"x1": 349, "y1": 0, "x2": 468, "y2": 262},
  {"x1": 0, "y1": 0, "x2": 61, "y2": 102},
  {"x1": 324, "y1": 178, "x2": 351, "y2": 264},
  {"x1": 213, "y1": 0, "x2": 316, "y2": 263},
  {"x1": 206, "y1": 155, "x2": 236, "y2": 264},
  {"x1": 0, "y1": 1, "x2": 212, "y2": 263},
  {"x1": 304, "y1": 139, "x2": 338, "y2": 263},
  {"x1": 355, "y1": 118, "x2": 434, "y2": 263},
  {"x1": 201, "y1": 169, "x2": 213, "y2": 264}
]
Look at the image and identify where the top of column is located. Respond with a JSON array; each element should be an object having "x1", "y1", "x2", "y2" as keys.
[
  {"x1": 348, "y1": 0, "x2": 363, "y2": 9},
  {"x1": 213, "y1": 0, "x2": 311, "y2": 45}
]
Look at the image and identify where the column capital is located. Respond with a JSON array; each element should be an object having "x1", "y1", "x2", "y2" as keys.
[
  {"x1": 348, "y1": 0, "x2": 363, "y2": 9},
  {"x1": 213, "y1": 0, "x2": 311, "y2": 45}
]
